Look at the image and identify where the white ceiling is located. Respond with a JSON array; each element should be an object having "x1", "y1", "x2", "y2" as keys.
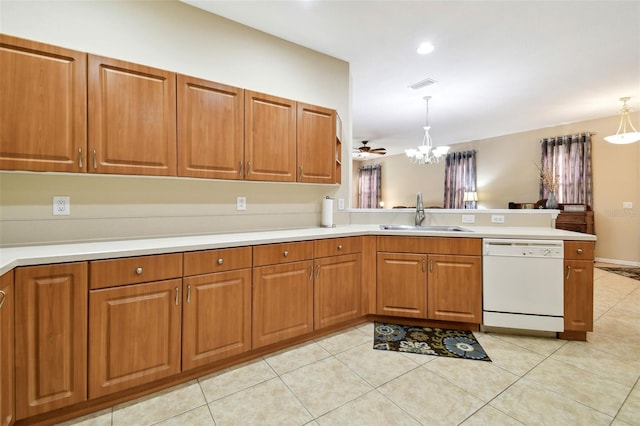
[{"x1": 182, "y1": 0, "x2": 640, "y2": 155}]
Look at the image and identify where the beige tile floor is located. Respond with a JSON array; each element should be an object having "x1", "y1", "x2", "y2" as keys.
[{"x1": 62, "y1": 266, "x2": 640, "y2": 426}]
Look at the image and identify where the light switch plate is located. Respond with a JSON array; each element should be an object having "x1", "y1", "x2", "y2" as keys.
[
  {"x1": 338, "y1": 198, "x2": 345, "y2": 210},
  {"x1": 623, "y1": 201, "x2": 633, "y2": 209},
  {"x1": 461, "y1": 214, "x2": 475, "y2": 224}
]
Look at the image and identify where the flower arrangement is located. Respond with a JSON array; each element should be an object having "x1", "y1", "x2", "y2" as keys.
[{"x1": 535, "y1": 163, "x2": 559, "y2": 192}]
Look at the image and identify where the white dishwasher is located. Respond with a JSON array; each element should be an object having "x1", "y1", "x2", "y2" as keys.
[{"x1": 482, "y1": 239, "x2": 564, "y2": 332}]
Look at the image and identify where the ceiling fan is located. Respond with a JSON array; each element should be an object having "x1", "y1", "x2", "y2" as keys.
[{"x1": 354, "y1": 140, "x2": 386, "y2": 156}]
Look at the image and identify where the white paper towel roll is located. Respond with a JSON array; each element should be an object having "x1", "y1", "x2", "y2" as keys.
[{"x1": 321, "y1": 197, "x2": 334, "y2": 227}]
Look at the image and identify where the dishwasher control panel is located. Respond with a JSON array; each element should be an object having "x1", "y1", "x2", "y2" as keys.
[{"x1": 483, "y1": 239, "x2": 564, "y2": 258}]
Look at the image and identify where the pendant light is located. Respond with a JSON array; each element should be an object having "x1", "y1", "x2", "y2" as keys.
[
  {"x1": 405, "y1": 96, "x2": 450, "y2": 164},
  {"x1": 604, "y1": 97, "x2": 640, "y2": 144}
]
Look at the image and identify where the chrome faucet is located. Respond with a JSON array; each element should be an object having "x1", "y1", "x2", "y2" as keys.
[{"x1": 415, "y1": 192, "x2": 426, "y2": 226}]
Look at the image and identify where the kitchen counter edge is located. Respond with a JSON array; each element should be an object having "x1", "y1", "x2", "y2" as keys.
[{"x1": 0, "y1": 225, "x2": 596, "y2": 276}]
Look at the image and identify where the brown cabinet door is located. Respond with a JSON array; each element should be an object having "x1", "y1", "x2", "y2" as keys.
[
  {"x1": 15, "y1": 263, "x2": 88, "y2": 419},
  {"x1": 376, "y1": 252, "x2": 427, "y2": 318},
  {"x1": 182, "y1": 269, "x2": 251, "y2": 370},
  {"x1": 252, "y1": 261, "x2": 313, "y2": 348},
  {"x1": 244, "y1": 91, "x2": 296, "y2": 182},
  {"x1": 564, "y1": 260, "x2": 594, "y2": 332},
  {"x1": 89, "y1": 279, "x2": 182, "y2": 398},
  {"x1": 88, "y1": 55, "x2": 177, "y2": 176},
  {"x1": 0, "y1": 271, "x2": 14, "y2": 426},
  {"x1": 314, "y1": 254, "x2": 361, "y2": 330},
  {"x1": 0, "y1": 35, "x2": 87, "y2": 172},
  {"x1": 177, "y1": 75, "x2": 244, "y2": 179},
  {"x1": 427, "y1": 255, "x2": 482, "y2": 323},
  {"x1": 297, "y1": 102, "x2": 335, "y2": 183}
]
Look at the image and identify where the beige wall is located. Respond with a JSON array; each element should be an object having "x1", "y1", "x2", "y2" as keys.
[
  {"x1": 353, "y1": 116, "x2": 640, "y2": 264},
  {"x1": 0, "y1": 0, "x2": 351, "y2": 246}
]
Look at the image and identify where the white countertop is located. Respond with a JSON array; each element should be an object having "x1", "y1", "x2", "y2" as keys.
[{"x1": 0, "y1": 224, "x2": 596, "y2": 276}]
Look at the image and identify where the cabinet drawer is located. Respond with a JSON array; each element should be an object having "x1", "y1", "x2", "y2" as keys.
[
  {"x1": 90, "y1": 253, "x2": 183, "y2": 289},
  {"x1": 377, "y1": 236, "x2": 481, "y2": 256},
  {"x1": 253, "y1": 241, "x2": 313, "y2": 266},
  {"x1": 183, "y1": 246, "x2": 252, "y2": 276},
  {"x1": 564, "y1": 241, "x2": 595, "y2": 260},
  {"x1": 314, "y1": 237, "x2": 362, "y2": 258}
]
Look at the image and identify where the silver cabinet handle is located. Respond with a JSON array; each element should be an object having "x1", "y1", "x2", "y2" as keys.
[
  {"x1": 92, "y1": 149, "x2": 97, "y2": 169},
  {"x1": 566, "y1": 265, "x2": 572, "y2": 280},
  {"x1": 0, "y1": 289, "x2": 6, "y2": 310},
  {"x1": 577, "y1": 248, "x2": 583, "y2": 255},
  {"x1": 135, "y1": 267, "x2": 143, "y2": 275},
  {"x1": 175, "y1": 287, "x2": 179, "y2": 305},
  {"x1": 422, "y1": 259, "x2": 426, "y2": 273},
  {"x1": 316, "y1": 265, "x2": 320, "y2": 278},
  {"x1": 298, "y1": 166, "x2": 303, "y2": 179},
  {"x1": 337, "y1": 244, "x2": 343, "y2": 251},
  {"x1": 283, "y1": 250, "x2": 289, "y2": 257},
  {"x1": 429, "y1": 259, "x2": 433, "y2": 273},
  {"x1": 217, "y1": 258, "x2": 224, "y2": 265},
  {"x1": 78, "y1": 148, "x2": 83, "y2": 169},
  {"x1": 309, "y1": 265, "x2": 313, "y2": 281},
  {"x1": 187, "y1": 284, "x2": 191, "y2": 303},
  {"x1": 239, "y1": 161, "x2": 243, "y2": 176},
  {"x1": 246, "y1": 161, "x2": 251, "y2": 176}
]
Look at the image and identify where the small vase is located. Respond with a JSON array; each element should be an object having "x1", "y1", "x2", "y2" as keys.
[{"x1": 546, "y1": 191, "x2": 559, "y2": 209}]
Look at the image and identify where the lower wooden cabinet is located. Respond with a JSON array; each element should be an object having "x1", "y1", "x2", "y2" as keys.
[
  {"x1": 15, "y1": 262, "x2": 88, "y2": 419},
  {"x1": 252, "y1": 261, "x2": 314, "y2": 348},
  {"x1": 314, "y1": 254, "x2": 361, "y2": 330},
  {"x1": 89, "y1": 279, "x2": 182, "y2": 398},
  {"x1": 182, "y1": 270, "x2": 252, "y2": 370},
  {"x1": 427, "y1": 255, "x2": 482, "y2": 323},
  {"x1": 562, "y1": 241, "x2": 595, "y2": 335},
  {"x1": 376, "y1": 252, "x2": 427, "y2": 318},
  {"x1": 0, "y1": 271, "x2": 14, "y2": 426}
]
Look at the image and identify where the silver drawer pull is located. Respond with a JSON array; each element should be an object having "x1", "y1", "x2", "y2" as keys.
[
  {"x1": 0, "y1": 289, "x2": 6, "y2": 310},
  {"x1": 135, "y1": 267, "x2": 143, "y2": 275},
  {"x1": 576, "y1": 248, "x2": 583, "y2": 254},
  {"x1": 217, "y1": 258, "x2": 224, "y2": 265},
  {"x1": 283, "y1": 250, "x2": 289, "y2": 257},
  {"x1": 337, "y1": 244, "x2": 343, "y2": 250}
]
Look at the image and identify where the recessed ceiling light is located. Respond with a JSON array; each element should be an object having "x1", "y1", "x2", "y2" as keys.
[{"x1": 417, "y1": 42, "x2": 434, "y2": 55}]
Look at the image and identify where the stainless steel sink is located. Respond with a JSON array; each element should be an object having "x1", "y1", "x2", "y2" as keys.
[{"x1": 379, "y1": 224, "x2": 473, "y2": 232}]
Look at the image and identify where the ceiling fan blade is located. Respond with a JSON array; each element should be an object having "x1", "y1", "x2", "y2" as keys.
[
  {"x1": 371, "y1": 151, "x2": 386, "y2": 155},
  {"x1": 369, "y1": 148, "x2": 386, "y2": 152}
]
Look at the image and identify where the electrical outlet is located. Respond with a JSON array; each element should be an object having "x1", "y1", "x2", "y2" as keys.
[
  {"x1": 623, "y1": 201, "x2": 633, "y2": 209},
  {"x1": 461, "y1": 214, "x2": 475, "y2": 224},
  {"x1": 53, "y1": 196, "x2": 70, "y2": 216},
  {"x1": 491, "y1": 214, "x2": 505, "y2": 224},
  {"x1": 338, "y1": 198, "x2": 345, "y2": 210},
  {"x1": 236, "y1": 196, "x2": 247, "y2": 211}
]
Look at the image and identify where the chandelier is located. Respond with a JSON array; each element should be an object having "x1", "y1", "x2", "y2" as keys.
[
  {"x1": 405, "y1": 96, "x2": 450, "y2": 164},
  {"x1": 604, "y1": 97, "x2": 640, "y2": 144}
]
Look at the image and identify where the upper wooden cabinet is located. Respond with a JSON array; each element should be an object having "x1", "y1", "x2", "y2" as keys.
[
  {"x1": 244, "y1": 90, "x2": 297, "y2": 182},
  {"x1": 297, "y1": 102, "x2": 336, "y2": 183},
  {"x1": 0, "y1": 35, "x2": 87, "y2": 172},
  {"x1": 177, "y1": 75, "x2": 244, "y2": 179},
  {"x1": 14, "y1": 262, "x2": 88, "y2": 419},
  {"x1": 88, "y1": 54, "x2": 177, "y2": 176}
]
